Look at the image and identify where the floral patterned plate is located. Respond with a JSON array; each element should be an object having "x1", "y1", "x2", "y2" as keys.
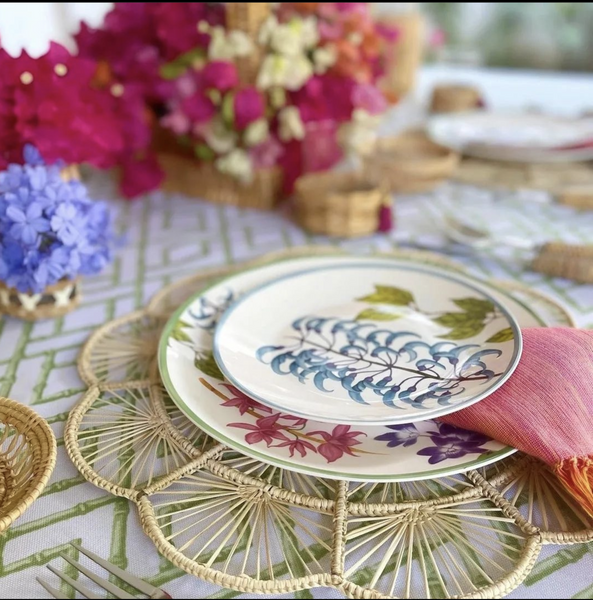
[
  {"x1": 213, "y1": 263, "x2": 522, "y2": 426},
  {"x1": 159, "y1": 255, "x2": 540, "y2": 482}
]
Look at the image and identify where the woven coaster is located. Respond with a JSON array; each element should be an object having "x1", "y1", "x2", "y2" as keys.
[
  {"x1": 454, "y1": 158, "x2": 593, "y2": 207},
  {"x1": 66, "y1": 247, "x2": 592, "y2": 599}
]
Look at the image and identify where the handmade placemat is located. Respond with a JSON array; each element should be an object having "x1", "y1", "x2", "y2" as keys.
[
  {"x1": 65, "y1": 247, "x2": 592, "y2": 599},
  {"x1": 454, "y1": 158, "x2": 593, "y2": 207}
]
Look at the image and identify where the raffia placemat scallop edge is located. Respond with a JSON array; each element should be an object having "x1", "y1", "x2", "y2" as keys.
[{"x1": 65, "y1": 247, "x2": 592, "y2": 599}]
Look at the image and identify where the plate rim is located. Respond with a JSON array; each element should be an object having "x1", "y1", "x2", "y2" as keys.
[
  {"x1": 157, "y1": 255, "x2": 534, "y2": 482},
  {"x1": 212, "y1": 261, "x2": 523, "y2": 426}
]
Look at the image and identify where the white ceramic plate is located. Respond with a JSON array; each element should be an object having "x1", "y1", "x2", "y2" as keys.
[
  {"x1": 159, "y1": 255, "x2": 537, "y2": 482},
  {"x1": 428, "y1": 112, "x2": 593, "y2": 163},
  {"x1": 213, "y1": 263, "x2": 522, "y2": 426}
]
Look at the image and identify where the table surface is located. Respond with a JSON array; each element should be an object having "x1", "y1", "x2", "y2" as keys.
[{"x1": 1, "y1": 67, "x2": 593, "y2": 600}]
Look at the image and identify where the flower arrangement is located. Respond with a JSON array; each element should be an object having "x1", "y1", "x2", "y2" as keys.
[
  {"x1": 0, "y1": 145, "x2": 114, "y2": 319},
  {"x1": 75, "y1": 2, "x2": 398, "y2": 198},
  {"x1": 0, "y1": 41, "x2": 164, "y2": 199}
]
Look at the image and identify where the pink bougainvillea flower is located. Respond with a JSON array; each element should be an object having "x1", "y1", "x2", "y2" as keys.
[
  {"x1": 180, "y1": 92, "x2": 216, "y2": 124},
  {"x1": 301, "y1": 120, "x2": 342, "y2": 173},
  {"x1": 161, "y1": 109, "x2": 191, "y2": 135},
  {"x1": 309, "y1": 424, "x2": 366, "y2": 463},
  {"x1": 219, "y1": 383, "x2": 272, "y2": 416},
  {"x1": 273, "y1": 438, "x2": 317, "y2": 458},
  {"x1": 119, "y1": 152, "x2": 164, "y2": 199},
  {"x1": 230, "y1": 414, "x2": 290, "y2": 446},
  {"x1": 202, "y1": 61, "x2": 238, "y2": 92},
  {"x1": 234, "y1": 87, "x2": 265, "y2": 130},
  {"x1": 352, "y1": 83, "x2": 387, "y2": 115},
  {"x1": 249, "y1": 136, "x2": 283, "y2": 169}
]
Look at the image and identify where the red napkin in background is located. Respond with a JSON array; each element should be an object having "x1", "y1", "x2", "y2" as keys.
[{"x1": 440, "y1": 328, "x2": 593, "y2": 517}]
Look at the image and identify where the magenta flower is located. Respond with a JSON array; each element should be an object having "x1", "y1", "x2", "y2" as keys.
[
  {"x1": 202, "y1": 61, "x2": 239, "y2": 93},
  {"x1": 220, "y1": 383, "x2": 272, "y2": 416},
  {"x1": 249, "y1": 137, "x2": 283, "y2": 169},
  {"x1": 230, "y1": 414, "x2": 290, "y2": 446},
  {"x1": 234, "y1": 87, "x2": 265, "y2": 130},
  {"x1": 352, "y1": 83, "x2": 387, "y2": 115},
  {"x1": 180, "y1": 93, "x2": 216, "y2": 124},
  {"x1": 309, "y1": 424, "x2": 366, "y2": 463},
  {"x1": 273, "y1": 438, "x2": 317, "y2": 458}
]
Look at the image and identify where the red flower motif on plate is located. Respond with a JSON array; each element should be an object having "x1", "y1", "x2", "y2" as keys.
[{"x1": 309, "y1": 424, "x2": 367, "y2": 463}]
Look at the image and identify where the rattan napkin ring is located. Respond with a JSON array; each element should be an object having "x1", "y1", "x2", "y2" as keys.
[
  {"x1": 430, "y1": 84, "x2": 484, "y2": 114},
  {"x1": 0, "y1": 398, "x2": 56, "y2": 534},
  {"x1": 294, "y1": 171, "x2": 388, "y2": 237},
  {"x1": 364, "y1": 132, "x2": 460, "y2": 193}
]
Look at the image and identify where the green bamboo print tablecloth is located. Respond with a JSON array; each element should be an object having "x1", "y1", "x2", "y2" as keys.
[{"x1": 0, "y1": 172, "x2": 591, "y2": 599}]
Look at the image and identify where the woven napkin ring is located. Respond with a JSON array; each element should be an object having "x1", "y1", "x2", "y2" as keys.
[{"x1": 531, "y1": 243, "x2": 593, "y2": 284}]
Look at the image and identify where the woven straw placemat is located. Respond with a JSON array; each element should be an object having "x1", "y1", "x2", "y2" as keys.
[{"x1": 65, "y1": 247, "x2": 592, "y2": 599}]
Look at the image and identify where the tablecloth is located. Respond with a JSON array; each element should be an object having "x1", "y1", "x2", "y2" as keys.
[{"x1": 1, "y1": 144, "x2": 593, "y2": 600}]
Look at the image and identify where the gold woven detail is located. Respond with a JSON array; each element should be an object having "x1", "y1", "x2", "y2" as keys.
[
  {"x1": 225, "y1": 3, "x2": 271, "y2": 84},
  {"x1": 531, "y1": 242, "x2": 593, "y2": 284},
  {"x1": 0, "y1": 278, "x2": 80, "y2": 321},
  {"x1": 159, "y1": 153, "x2": 283, "y2": 209},
  {"x1": 0, "y1": 398, "x2": 57, "y2": 533},
  {"x1": 294, "y1": 171, "x2": 387, "y2": 237},
  {"x1": 65, "y1": 247, "x2": 591, "y2": 598},
  {"x1": 365, "y1": 131, "x2": 460, "y2": 193},
  {"x1": 558, "y1": 185, "x2": 593, "y2": 210},
  {"x1": 454, "y1": 158, "x2": 593, "y2": 196},
  {"x1": 430, "y1": 85, "x2": 482, "y2": 114}
]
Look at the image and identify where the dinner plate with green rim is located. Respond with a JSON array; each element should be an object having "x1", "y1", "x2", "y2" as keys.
[
  {"x1": 159, "y1": 254, "x2": 535, "y2": 482},
  {"x1": 213, "y1": 263, "x2": 522, "y2": 426}
]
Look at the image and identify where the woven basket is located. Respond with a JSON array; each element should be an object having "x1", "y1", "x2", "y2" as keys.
[
  {"x1": 364, "y1": 131, "x2": 460, "y2": 193},
  {"x1": 294, "y1": 171, "x2": 387, "y2": 237},
  {"x1": 0, "y1": 398, "x2": 56, "y2": 534},
  {"x1": 430, "y1": 84, "x2": 483, "y2": 114},
  {"x1": 159, "y1": 152, "x2": 283, "y2": 209},
  {"x1": 0, "y1": 278, "x2": 80, "y2": 321}
]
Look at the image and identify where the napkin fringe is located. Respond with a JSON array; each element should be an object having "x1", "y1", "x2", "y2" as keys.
[{"x1": 554, "y1": 456, "x2": 593, "y2": 518}]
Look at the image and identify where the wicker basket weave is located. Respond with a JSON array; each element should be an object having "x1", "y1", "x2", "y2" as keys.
[
  {"x1": 0, "y1": 398, "x2": 56, "y2": 534},
  {"x1": 294, "y1": 171, "x2": 387, "y2": 237},
  {"x1": 364, "y1": 131, "x2": 460, "y2": 193}
]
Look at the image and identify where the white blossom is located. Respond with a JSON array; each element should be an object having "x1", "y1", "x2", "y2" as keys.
[
  {"x1": 313, "y1": 45, "x2": 337, "y2": 74},
  {"x1": 216, "y1": 149, "x2": 253, "y2": 183},
  {"x1": 244, "y1": 118, "x2": 270, "y2": 146},
  {"x1": 278, "y1": 106, "x2": 305, "y2": 142},
  {"x1": 257, "y1": 54, "x2": 289, "y2": 89},
  {"x1": 284, "y1": 55, "x2": 314, "y2": 91},
  {"x1": 202, "y1": 118, "x2": 238, "y2": 154}
]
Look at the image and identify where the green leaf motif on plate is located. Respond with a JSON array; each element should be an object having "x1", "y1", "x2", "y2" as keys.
[
  {"x1": 171, "y1": 320, "x2": 192, "y2": 343},
  {"x1": 453, "y1": 297, "x2": 495, "y2": 317},
  {"x1": 486, "y1": 327, "x2": 515, "y2": 343},
  {"x1": 438, "y1": 320, "x2": 486, "y2": 340},
  {"x1": 357, "y1": 285, "x2": 414, "y2": 306},
  {"x1": 195, "y1": 351, "x2": 224, "y2": 380},
  {"x1": 355, "y1": 308, "x2": 401, "y2": 322},
  {"x1": 433, "y1": 312, "x2": 478, "y2": 328}
]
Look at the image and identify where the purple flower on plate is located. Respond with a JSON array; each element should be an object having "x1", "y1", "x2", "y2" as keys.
[
  {"x1": 374, "y1": 424, "x2": 420, "y2": 448},
  {"x1": 7, "y1": 202, "x2": 50, "y2": 245},
  {"x1": 417, "y1": 423, "x2": 491, "y2": 464}
]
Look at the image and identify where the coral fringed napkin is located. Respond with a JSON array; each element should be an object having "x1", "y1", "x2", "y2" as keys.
[{"x1": 440, "y1": 328, "x2": 593, "y2": 517}]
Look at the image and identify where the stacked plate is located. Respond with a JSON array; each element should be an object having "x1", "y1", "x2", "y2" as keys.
[
  {"x1": 158, "y1": 254, "x2": 536, "y2": 482},
  {"x1": 427, "y1": 111, "x2": 593, "y2": 163}
]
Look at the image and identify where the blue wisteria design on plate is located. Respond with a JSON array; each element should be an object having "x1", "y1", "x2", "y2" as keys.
[
  {"x1": 256, "y1": 315, "x2": 504, "y2": 411},
  {"x1": 375, "y1": 422, "x2": 492, "y2": 464}
]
